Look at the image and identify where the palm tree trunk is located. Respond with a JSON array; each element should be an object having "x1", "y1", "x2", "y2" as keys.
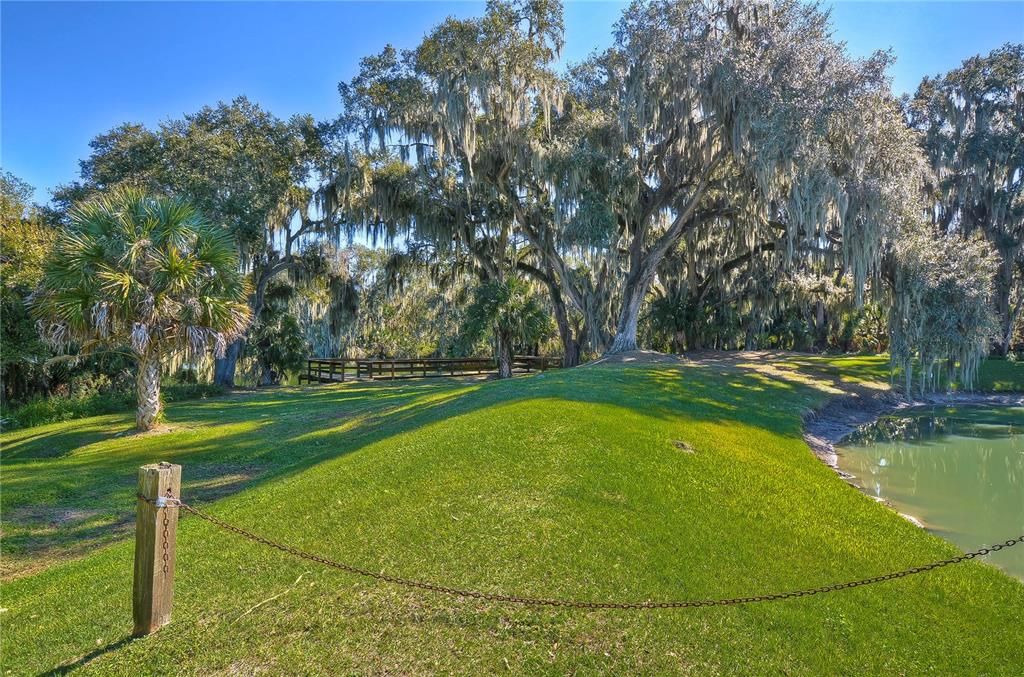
[
  {"x1": 136, "y1": 353, "x2": 163, "y2": 431},
  {"x1": 496, "y1": 332, "x2": 513, "y2": 379}
]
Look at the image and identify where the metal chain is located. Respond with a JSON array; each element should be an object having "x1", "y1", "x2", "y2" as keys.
[
  {"x1": 138, "y1": 494, "x2": 1024, "y2": 610},
  {"x1": 160, "y1": 489, "x2": 172, "y2": 574}
]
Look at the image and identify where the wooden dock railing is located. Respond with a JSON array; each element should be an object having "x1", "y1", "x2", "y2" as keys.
[
  {"x1": 299, "y1": 356, "x2": 561, "y2": 384},
  {"x1": 299, "y1": 358, "x2": 359, "y2": 384}
]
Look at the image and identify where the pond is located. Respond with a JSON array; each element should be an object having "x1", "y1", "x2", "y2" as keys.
[{"x1": 836, "y1": 405, "x2": 1024, "y2": 581}]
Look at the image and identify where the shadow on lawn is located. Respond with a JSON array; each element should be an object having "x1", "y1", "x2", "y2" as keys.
[
  {"x1": 2, "y1": 356, "x2": 834, "y2": 574},
  {"x1": 1, "y1": 417, "x2": 128, "y2": 461},
  {"x1": 41, "y1": 635, "x2": 137, "y2": 676}
]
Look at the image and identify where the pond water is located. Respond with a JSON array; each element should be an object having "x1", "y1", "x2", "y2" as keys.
[{"x1": 836, "y1": 405, "x2": 1024, "y2": 581}]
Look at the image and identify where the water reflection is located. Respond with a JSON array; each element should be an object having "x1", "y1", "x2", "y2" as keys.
[
  {"x1": 845, "y1": 407, "x2": 1022, "y2": 445},
  {"x1": 837, "y1": 406, "x2": 1024, "y2": 580}
]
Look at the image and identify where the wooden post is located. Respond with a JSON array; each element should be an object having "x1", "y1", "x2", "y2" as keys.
[{"x1": 133, "y1": 462, "x2": 181, "y2": 636}]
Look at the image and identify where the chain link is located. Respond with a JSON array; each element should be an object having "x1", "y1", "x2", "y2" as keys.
[
  {"x1": 160, "y1": 488, "x2": 173, "y2": 574},
  {"x1": 138, "y1": 494, "x2": 1024, "y2": 610}
]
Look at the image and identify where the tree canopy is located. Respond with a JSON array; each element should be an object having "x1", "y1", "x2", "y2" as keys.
[
  {"x1": 907, "y1": 43, "x2": 1024, "y2": 356},
  {"x1": 17, "y1": 0, "x2": 1020, "y2": 393}
]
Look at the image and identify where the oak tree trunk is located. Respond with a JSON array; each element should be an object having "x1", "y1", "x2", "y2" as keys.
[
  {"x1": 135, "y1": 353, "x2": 163, "y2": 432},
  {"x1": 814, "y1": 300, "x2": 827, "y2": 350},
  {"x1": 608, "y1": 269, "x2": 653, "y2": 353},
  {"x1": 993, "y1": 252, "x2": 1016, "y2": 356},
  {"x1": 549, "y1": 283, "x2": 581, "y2": 367},
  {"x1": 216, "y1": 278, "x2": 267, "y2": 387},
  {"x1": 583, "y1": 300, "x2": 611, "y2": 355},
  {"x1": 213, "y1": 339, "x2": 243, "y2": 387},
  {"x1": 561, "y1": 331, "x2": 581, "y2": 369}
]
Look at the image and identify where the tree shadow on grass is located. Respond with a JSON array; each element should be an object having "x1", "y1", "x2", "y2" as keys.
[
  {"x1": 1, "y1": 462, "x2": 262, "y2": 579},
  {"x1": 40, "y1": 635, "x2": 136, "y2": 676},
  {"x1": 1, "y1": 416, "x2": 131, "y2": 462},
  {"x1": 2, "y1": 356, "x2": 840, "y2": 577}
]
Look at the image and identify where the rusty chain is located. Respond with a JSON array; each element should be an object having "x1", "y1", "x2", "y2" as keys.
[
  {"x1": 161, "y1": 510, "x2": 170, "y2": 573},
  {"x1": 138, "y1": 494, "x2": 1024, "y2": 610},
  {"x1": 160, "y1": 488, "x2": 173, "y2": 574}
]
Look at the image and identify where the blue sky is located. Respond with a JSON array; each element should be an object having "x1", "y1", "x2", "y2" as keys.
[{"x1": 2, "y1": 1, "x2": 1022, "y2": 204}]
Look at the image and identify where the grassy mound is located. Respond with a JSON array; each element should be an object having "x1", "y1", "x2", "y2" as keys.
[{"x1": 2, "y1": 357, "x2": 1022, "y2": 673}]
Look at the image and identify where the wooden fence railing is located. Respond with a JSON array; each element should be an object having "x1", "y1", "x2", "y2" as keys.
[{"x1": 299, "y1": 356, "x2": 561, "y2": 384}]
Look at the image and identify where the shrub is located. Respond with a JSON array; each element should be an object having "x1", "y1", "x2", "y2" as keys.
[
  {"x1": 2, "y1": 382, "x2": 225, "y2": 431},
  {"x1": 3, "y1": 391, "x2": 134, "y2": 429}
]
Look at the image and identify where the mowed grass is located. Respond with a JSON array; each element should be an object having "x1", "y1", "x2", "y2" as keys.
[
  {"x1": 976, "y1": 357, "x2": 1024, "y2": 392},
  {"x1": 2, "y1": 358, "x2": 1023, "y2": 674},
  {"x1": 774, "y1": 353, "x2": 1024, "y2": 393},
  {"x1": 774, "y1": 353, "x2": 894, "y2": 386}
]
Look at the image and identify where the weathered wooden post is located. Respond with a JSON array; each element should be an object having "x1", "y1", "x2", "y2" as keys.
[{"x1": 133, "y1": 462, "x2": 181, "y2": 636}]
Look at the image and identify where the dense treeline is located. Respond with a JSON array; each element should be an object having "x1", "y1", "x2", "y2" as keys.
[{"x1": 3, "y1": 0, "x2": 1022, "y2": 413}]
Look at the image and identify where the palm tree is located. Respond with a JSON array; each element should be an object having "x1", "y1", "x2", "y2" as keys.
[
  {"x1": 464, "y1": 279, "x2": 552, "y2": 378},
  {"x1": 32, "y1": 189, "x2": 251, "y2": 431}
]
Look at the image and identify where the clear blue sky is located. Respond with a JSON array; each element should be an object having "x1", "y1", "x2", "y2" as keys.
[{"x1": 2, "y1": 1, "x2": 1022, "y2": 204}]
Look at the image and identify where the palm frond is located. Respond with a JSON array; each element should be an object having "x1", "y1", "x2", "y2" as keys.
[{"x1": 32, "y1": 187, "x2": 253, "y2": 359}]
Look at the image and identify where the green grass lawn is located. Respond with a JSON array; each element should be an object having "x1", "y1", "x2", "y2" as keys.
[
  {"x1": 2, "y1": 358, "x2": 1022, "y2": 674},
  {"x1": 775, "y1": 353, "x2": 894, "y2": 385},
  {"x1": 774, "y1": 353, "x2": 1024, "y2": 393},
  {"x1": 976, "y1": 357, "x2": 1024, "y2": 392}
]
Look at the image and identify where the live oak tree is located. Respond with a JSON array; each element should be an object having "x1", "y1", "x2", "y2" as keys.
[
  {"x1": 32, "y1": 190, "x2": 251, "y2": 431},
  {"x1": 849, "y1": 94, "x2": 1000, "y2": 392},
  {"x1": 887, "y1": 228, "x2": 997, "y2": 393},
  {"x1": 33, "y1": 0, "x2": 1011, "y2": 395},
  {"x1": 332, "y1": 0, "x2": 992, "y2": 386},
  {"x1": 906, "y1": 44, "x2": 1024, "y2": 355},
  {"x1": 338, "y1": 245, "x2": 472, "y2": 360},
  {"x1": 333, "y1": 0, "x2": 588, "y2": 368},
  {"x1": 565, "y1": 0, "x2": 893, "y2": 353},
  {"x1": 162, "y1": 100, "x2": 335, "y2": 385}
]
